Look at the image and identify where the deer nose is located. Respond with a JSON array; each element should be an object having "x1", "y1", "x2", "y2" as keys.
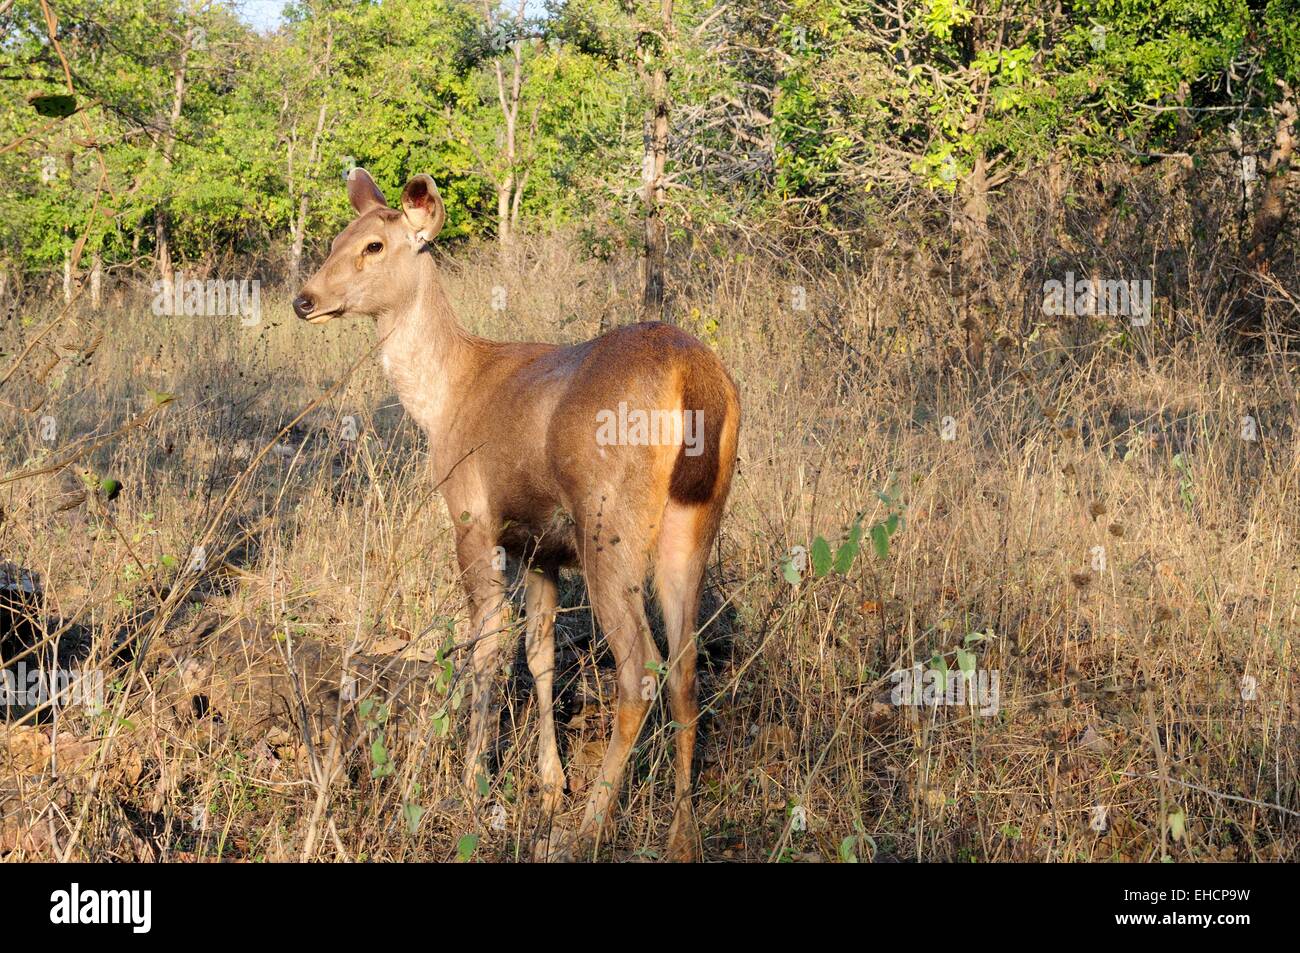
[{"x1": 292, "y1": 293, "x2": 315, "y2": 319}]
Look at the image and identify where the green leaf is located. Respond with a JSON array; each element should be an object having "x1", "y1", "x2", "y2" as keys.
[
  {"x1": 1168, "y1": 808, "x2": 1185, "y2": 841},
  {"x1": 833, "y1": 522, "x2": 863, "y2": 574},
  {"x1": 403, "y1": 802, "x2": 425, "y2": 835},
  {"x1": 781, "y1": 558, "x2": 802, "y2": 585},
  {"x1": 871, "y1": 523, "x2": 890, "y2": 559},
  {"x1": 457, "y1": 833, "x2": 480, "y2": 861},
  {"x1": 931, "y1": 652, "x2": 949, "y2": 679},
  {"x1": 838, "y1": 836, "x2": 859, "y2": 863},
  {"x1": 476, "y1": 772, "x2": 490, "y2": 798},
  {"x1": 811, "y1": 536, "x2": 832, "y2": 577}
]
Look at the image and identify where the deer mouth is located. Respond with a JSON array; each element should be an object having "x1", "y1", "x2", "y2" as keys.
[{"x1": 304, "y1": 309, "x2": 341, "y2": 325}]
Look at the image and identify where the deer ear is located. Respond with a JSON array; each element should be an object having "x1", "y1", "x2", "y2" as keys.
[
  {"x1": 347, "y1": 167, "x2": 387, "y2": 214},
  {"x1": 400, "y1": 174, "x2": 447, "y2": 242}
]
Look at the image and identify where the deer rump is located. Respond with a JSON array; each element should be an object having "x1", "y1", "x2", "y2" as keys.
[{"x1": 481, "y1": 321, "x2": 737, "y2": 569}]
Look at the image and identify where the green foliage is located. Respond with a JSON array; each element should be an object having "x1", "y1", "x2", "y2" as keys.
[
  {"x1": 456, "y1": 832, "x2": 480, "y2": 861},
  {"x1": 402, "y1": 801, "x2": 425, "y2": 834},
  {"x1": 1172, "y1": 452, "x2": 1195, "y2": 509},
  {"x1": 359, "y1": 698, "x2": 394, "y2": 778},
  {"x1": 800, "y1": 476, "x2": 905, "y2": 586},
  {"x1": 810, "y1": 536, "x2": 832, "y2": 577},
  {"x1": 0, "y1": 0, "x2": 1295, "y2": 278},
  {"x1": 832, "y1": 522, "x2": 863, "y2": 574}
]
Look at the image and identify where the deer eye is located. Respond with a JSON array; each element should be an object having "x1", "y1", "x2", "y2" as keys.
[{"x1": 364, "y1": 241, "x2": 384, "y2": 255}]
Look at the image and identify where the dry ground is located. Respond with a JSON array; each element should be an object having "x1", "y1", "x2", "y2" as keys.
[{"x1": 1, "y1": 229, "x2": 1298, "y2": 862}]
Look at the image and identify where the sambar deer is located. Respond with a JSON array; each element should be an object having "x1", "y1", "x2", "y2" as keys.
[{"x1": 294, "y1": 169, "x2": 740, "y2": 861}]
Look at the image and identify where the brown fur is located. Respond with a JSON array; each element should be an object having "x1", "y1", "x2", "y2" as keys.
[{"x1": 295, "y1": 169, "x2": 740, "y2": 861}]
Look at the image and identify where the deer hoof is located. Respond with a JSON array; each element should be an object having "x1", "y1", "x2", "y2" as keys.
[
  {"x1": 532, "y1": 828, "x2": 576, "y2": 863},
  {"x1": 538, "y1": 770, "x2": 568, "y2": 817},
  {"x1": 665, "y1": 802, "x2": 700, "y2": 862}
]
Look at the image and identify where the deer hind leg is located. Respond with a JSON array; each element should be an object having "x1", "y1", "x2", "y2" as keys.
[
  {"x1": 654, "y1": 499, "x2": 721, "y2": 862},
  {"x1": 567, "y1": 522, "x2": 660, "y2": 858},
  {"x1": 458, "y1": 533, "x2": 513, "y2": 794},
  {"x1": 524, "y1": 563, "x2": 566, "y2": 817}
]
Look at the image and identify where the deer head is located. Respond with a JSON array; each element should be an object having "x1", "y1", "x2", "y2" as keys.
[{"x1": 293, "y1": 167, "x2": 446, "y2": 324}]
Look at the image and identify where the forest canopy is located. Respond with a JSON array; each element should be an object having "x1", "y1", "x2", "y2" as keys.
[{"x1": 0, "y1": 0, "x2": 1297, "y2": 295}]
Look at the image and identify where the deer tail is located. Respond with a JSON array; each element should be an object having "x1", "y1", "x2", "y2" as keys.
[{"x1": 668, "y1": 357, "x2": 739, "y2": 506}]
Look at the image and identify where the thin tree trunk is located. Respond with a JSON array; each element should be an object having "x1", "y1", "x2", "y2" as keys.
[
  {"x1": 290, "y1": 88, "x2": 331, "y2": 279},
  {"x1": 957, "y1": 152, "x2": 990, "y2": 363},
  {"x1": 641, "y1": 0, "x2": 673, "y2": 319},
  {"x1": 288, "y1": 18, "x2": 333, "y2": 279},
  {"x1": 155, "y1": 20, "x2": 194, "y2": 285},
  {"x1": 1230, "y1": 85, "x2": 1297, "y2": 330},
  {"x1": 959, "y1": 154, "x2": 991, "y2": 272},
  {"x1": 496, "y1": 32, "x2": 522, "y2": 253},
  {"x1": 952, "y1": 4, "x2": 1006, "y2": 366},
  {"x1": 484, "y1": 0, "x2": 528, "y2": 257},
  {"x1": 497, "y1": 178, "x2": 513, "y2": 248},
  {"x1": 1246, "y1": 86, "x2": 1297, "y2": 270},
  {"x1": 509, "y1": 109, "x2": 537, "y2": 236},
  {"x1": 90, "y1": 251, "x2": 102, "y2": 308},
  {"x1": 155, "y1": 209, "x2": 172, "y2": 286}
]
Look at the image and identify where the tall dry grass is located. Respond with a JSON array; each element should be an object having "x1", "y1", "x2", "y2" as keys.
[{"x1": 1, "y1": 167, "x2": 1298, "y2": 861}]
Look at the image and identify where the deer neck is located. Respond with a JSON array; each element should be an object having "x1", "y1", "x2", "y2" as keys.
[{"x1": 375, "y1": 255, "x2": 481, "y2": 463}]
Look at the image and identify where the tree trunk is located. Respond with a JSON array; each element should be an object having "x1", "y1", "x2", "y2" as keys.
[
  {"x1": 640, "y1": 0, "x2": 672, "y2": 319},
  {"x1": 1246, "y1": 87, "x2": 1297, "y2": 271},
  {"x1": 494, "y1": 32, "x2": 523, "y2": 255},
  {"x1": 289, "y1": 82, "x2": 331, "y2": 280},
  {"x1": 957, "y1": 151, "x2": 991, "y2": 364},
  {"x1": 90, "y1": 251, "x2": 103, "y2": 308},
  {"x1": 497, "y1": 178, "x2": 513, "y2": 249},
  {"x1": 1226, "y1": 85, "x2": 1297, "y2": 330},
  {"x1": 959, "y1": 153, "x2": 991, "y2": 273},
  {"x1": 155, "y1": 208, "x2": 173, "y2": 287},
  {"x1": 155, "y1": 21, "x2": 194, "y2": 282},
  {"x1": 289, "y1": 193, "x2": 311, "y2": 279}
]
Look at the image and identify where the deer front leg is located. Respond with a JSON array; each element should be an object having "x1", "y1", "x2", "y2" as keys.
[{"x1": 457, "y1": 532, "x2": 512, "y2": 795}]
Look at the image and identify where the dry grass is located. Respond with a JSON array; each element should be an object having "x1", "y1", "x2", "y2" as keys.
[{"x1": 1, "y1": 218, "x2": 1298, "y2": 862}]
